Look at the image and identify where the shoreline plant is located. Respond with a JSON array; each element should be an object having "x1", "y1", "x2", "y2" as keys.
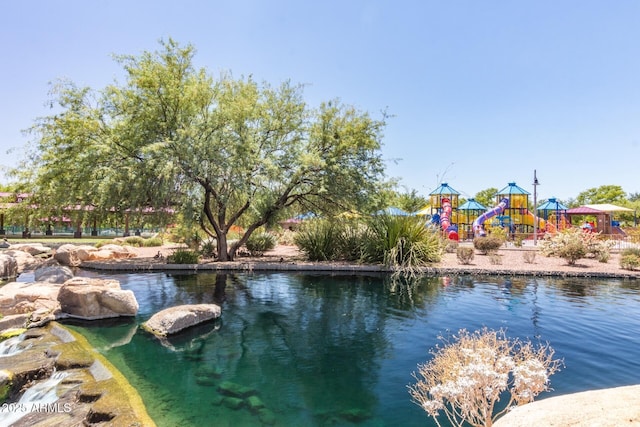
[{"x1": 409, "y1": 327, "x2": 562, "y2": 427}]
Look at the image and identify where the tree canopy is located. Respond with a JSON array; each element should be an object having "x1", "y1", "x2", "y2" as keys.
[
  {"x1": 575, "y1": 185, "x2": 627, "y2": 205},
  {"x1": 17, "y1": 39, "x2": 388, "y2": 260},
  {"x1": 473, "y1": 187, "x2": 499, "y2": 209}
]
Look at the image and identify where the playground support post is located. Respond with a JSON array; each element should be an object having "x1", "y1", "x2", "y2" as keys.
[{"x1": 533, "y1": 170, "x2": 539, "y2": 245}]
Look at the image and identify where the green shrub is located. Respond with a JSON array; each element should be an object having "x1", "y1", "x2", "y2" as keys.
[
  {"x1": 167, "y1": 249, "x2": 200, "y2": 264},
  {"x1": 620, "y1": 247, "x2": 640, "y2": 270},
  {"x1": 123, "y1": 236, "x2": 145, "y2": 247},
  {"x1": 539, "y1": 228, "x2": 610, "y2": 266},
  {"x1": 275, "y1": 229, "x2": 297, "y2": 246},
  {"x1": 245, "y1": 232, "x2": 277, "y2": 256},
  {"x1": 142, "y1": 237, "x2": 163, "y2": 247},
  {"x1": 620, "y1": 254, "x2": 640, "y2": 270},
  {"x1": 94, "y1": 240, "x2": 112, "y2": 248},
  {"x1": 556, "y1": 240, "x2": 587, "y2": 265},
  {"x1": 473, "y1": 236, "x2": 504, "y2": 254},
  {"x1": 456, "y1": 246, "x2": 474, "y2": 265},
  {"x1": 200, "y1": 239, "x2": 217, "y2": 258},
  {"x1": 622, "y1": 247, "x2": 640, "y2": 257}
]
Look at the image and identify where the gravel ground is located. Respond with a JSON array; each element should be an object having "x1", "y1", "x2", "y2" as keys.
[{"x1": 132, "y1": 243, "x2": 640, "y2": 278}]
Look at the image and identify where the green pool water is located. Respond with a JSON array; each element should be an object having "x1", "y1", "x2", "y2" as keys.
[{"x1": 65, "y1": 271, "x2": 640, "y2": 426}]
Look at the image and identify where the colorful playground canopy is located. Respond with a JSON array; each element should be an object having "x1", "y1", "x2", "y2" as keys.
[
  {"x1": 458, "y1": 199, "x2": 486, "y2": 211},
  {"x1": 412, "y1": 205, "x2": 431, "y2": 216},
  {"x1": 496, "y1": 182, "x2": 530, "y2": 195},
  {"x1": 375, "y1": 207, "x2": 410, "y2": 216},
  {"x1": 537, "y1": 198, "x2": 569, "y2": 212},
  {"x1": 429, "y1": 183, "x2": 461, "y2": 196}
]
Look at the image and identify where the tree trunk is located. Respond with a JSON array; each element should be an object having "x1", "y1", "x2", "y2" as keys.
[{"x1": 216, "y1": 232, "x2": 230, "y2": 261}]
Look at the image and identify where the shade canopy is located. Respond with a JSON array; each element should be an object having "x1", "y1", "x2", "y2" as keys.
[
  {"x1": 458, "y1": 199, "x2": 486, "y2": 211},
  {"x1": 375, "y1": 207, "x2": 410, "y2": 216},
  {"x1": 582, "y1": 204, "x2": 633, "y2": 212},
  {"x1": 537, "y1": 197, "x2": 569, "y2": 211},
  {"x1": 412, "y1": 205, "x2": 432, "y2": 216},
  {"x1": 496, "y1": 182, "x2": 530, "y2": 195},
  {"x1": 566, "y1": 206, "x2": 610, "y2": 215},
  {"x1": 429, "y1": 182, "x2": 461, "y2": 195}
]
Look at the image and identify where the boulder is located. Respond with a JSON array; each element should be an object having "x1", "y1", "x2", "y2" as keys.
[
  {"x1": 55, "y1": 244, "x2": 136, "y2": 266},
  {"x1": 7, "y1": 243, "x2": 52, "y2": 256},
  {"x1": 3, "y1": 250, "x2": 41, "y2": 273},
  {"x1": 142, "y1": 304, "x2": 221, "y2": 336},
  {"x1": 57, "y1": 277, "x2": 138, "y2": 320},
  {"x1": 54, "y1": 244, "x2": 96, "y2": 266},
  {"x1": 97, "y1": 244, "x2": 137, "y2": 259},
  {"x1": 0, "y1": 253, "x2": 18, "y2": 280},
  {"x1": 34, "y1": 265, "x2": 74, "y2": 283},
  {"x1": 0, "y1": 281, "x2": 63, "y2": 317}
]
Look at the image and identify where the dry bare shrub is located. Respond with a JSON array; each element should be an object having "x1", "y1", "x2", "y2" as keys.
[
  {"x1": 473, "y1": 236, "x2": 504, "y2": 254},
  {"x1": 489, "y1": 253, "x2": 502, "y2": 265},
  {"x1": 522, "y1": 251, "x2": 536, "y2": 264},
  {"x1": 456, "y1": 246, "x2": 474, "y2": 265},
  {"x1": 409, "y1": 327, "x2": 562, "y2": 427},
  {"x1": 445, "y1": 240, "x2": 459, "y2": 253}
]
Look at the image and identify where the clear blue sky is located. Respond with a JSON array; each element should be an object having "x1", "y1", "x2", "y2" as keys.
[{"x1": 2, "y1": 0, "x2": 639, "y2": 203}]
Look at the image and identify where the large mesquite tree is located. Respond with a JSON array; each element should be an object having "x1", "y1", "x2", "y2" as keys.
[{"x1": 20, "y1": 39, "x2": 388, "y2": 260}]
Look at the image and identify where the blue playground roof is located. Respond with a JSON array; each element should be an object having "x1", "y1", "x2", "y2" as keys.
[
  {"x1": 375, "y1": 206, "x2": 410, "y2": 216},
  {"x1": 537, "y1": 198, "x2": 568, "y2": 211},
  {"x1": 429, "y1": 182, "x2": 461, "y2": 196},
  {"x1": 496, "y1": 182, "x2": 530, "y2": 195},
  {"x1": 458, "y1": 199, "x2": 487, "y2": 211}
]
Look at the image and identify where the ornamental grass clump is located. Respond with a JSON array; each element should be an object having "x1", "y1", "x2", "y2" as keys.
[
  {"x1": 409, "y1": 327, "x2": 562, "y2": 427},
  {"x1": 245, "y1": 232, "x2": 277, "y2": 256},
  {"x1": 360, "y1": 215, "x2": 443, "y2": 276},
  {"x1": 294, "y1": 219, "x2": 343, "y2": 261},
  {"x1": 167, "y1": 249, "x2": 200, "y2": 264}
]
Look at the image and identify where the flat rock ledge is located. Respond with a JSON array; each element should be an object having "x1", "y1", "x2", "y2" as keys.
[
  {"x1": 493, "y1": 384, "x2": 640, "y2": 427},
  {"x1": 0, "y1": 322, "x2": 156, "y2": 426},
  {"x1": 142, "y1": 304, "x2": 222, "y2": 337}
]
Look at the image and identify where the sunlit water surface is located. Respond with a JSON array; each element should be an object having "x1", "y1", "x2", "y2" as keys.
[{"x1": 61, "y1": 272, "x2": 640, "y2": 427}]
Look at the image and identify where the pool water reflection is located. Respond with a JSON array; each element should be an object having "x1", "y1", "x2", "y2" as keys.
[{"x1": 66, "y1": 272, "x2": 640, "y2": 426}]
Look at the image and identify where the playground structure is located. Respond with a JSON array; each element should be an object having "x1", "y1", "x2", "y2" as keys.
[
  {"x1": 426, "y1": 182, "x2": 578, "y2": 240},
  {"x1": 472, "y1": 198, "x2": 509, "y2": 237},
  {"x1": 427, "y1": 183, "x2": 460, "y2": 241}
]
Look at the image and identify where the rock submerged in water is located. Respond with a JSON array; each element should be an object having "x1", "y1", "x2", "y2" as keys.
[{"x1": 142, "y1": 304, "x2": 221, "y2": 337}]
